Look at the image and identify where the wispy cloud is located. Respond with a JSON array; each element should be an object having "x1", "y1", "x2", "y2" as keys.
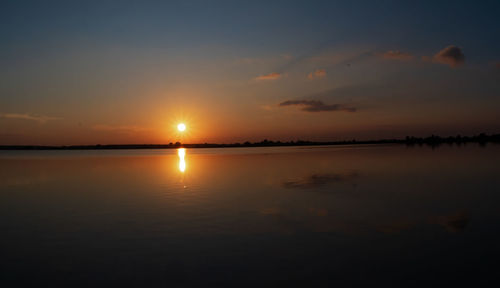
[
  {"x1": 233, "y1": 54, "x2": 292, "y2": 66},
  {"x1": 279, "y1": 100, "x2": 356, "y2": 112},
  {"x1": 260, "y1": 105, "x2": 274, "y2": 111},
  {"x1": 379, "y1": 50, "x2": 414, "y2": 61},
  {"x1": 308, "y1": 69, "x2": 326, "y2": 80},
  {"x1": 255, "y1": 72, "x2": 281, "y2": 81},
  {"x1": 427, "y1": 45, "x2": 465, "y2": 67},
  {"x1": 92, "y1": 124, "x2": 151, "y2": 133},
  {"x1": 0, "y1": 113, "x2": 60, "y2": 123}
]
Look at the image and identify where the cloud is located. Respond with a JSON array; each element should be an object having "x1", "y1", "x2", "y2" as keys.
[
  {"x1": 233, "y1": 54, "x2": 292, "y2": 66},
  {"x1": 0, "y1": 113, "x2": 60, "y2": 123},
  {"x1": 431, "y1": 45, "x2": 465, "y2": 67},
  {"x1": 92, "y1": 124, "x2": 151, "y2": 133},
  {"x1": 308, "y1": 69, "x2": 327, "y2": 80},
  {"x1": 260, "y1": 105, "x2": 274, "y2": 111},
  {"x1": 282, "y1": 172, "x2": 358, "y2": 189},
  {"x1": 380, "y1": 50, "x2": 414, "y2": 61},
  {"x1": 279, "y1": 100, "x2": 356, "y2": 112},
  {"x1": 255, "y1": 72, "x2": 281, "y2": 81},
  {"x1": 280, "y1": 53, "x2": 293, "y2": 60}
]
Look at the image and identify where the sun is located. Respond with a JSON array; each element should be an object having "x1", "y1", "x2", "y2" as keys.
[{"x1": 177, "y1": 123, "x2": 186, "y2": 132}]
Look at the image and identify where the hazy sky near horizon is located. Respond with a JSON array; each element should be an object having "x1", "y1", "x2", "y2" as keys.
[{"x1": 1, "y1": 0, "x2": 499, "y2": 145}]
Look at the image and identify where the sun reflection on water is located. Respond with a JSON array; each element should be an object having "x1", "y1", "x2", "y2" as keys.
[{"x1": 178, "y1": 148, "x2": 186, "y2": 173}]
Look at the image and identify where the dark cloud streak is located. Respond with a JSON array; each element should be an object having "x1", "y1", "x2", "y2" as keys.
[
  {"x1": 279, "y1": 100, "x2": 356, "y2": 112},
  {"x1": 432, "y1": 45, "x2": 465, "y2": 67}
]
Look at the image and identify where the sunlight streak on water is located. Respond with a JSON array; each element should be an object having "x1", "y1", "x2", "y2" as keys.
[{"x1": 178, "y1": 148, "x2": 186, "y2": 173}]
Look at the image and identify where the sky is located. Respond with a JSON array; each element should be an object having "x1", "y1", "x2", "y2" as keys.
[{"x1": 1, "y1": 0, "x2": 499, "y2": 145}]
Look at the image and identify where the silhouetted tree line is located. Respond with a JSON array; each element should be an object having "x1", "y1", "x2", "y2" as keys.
[
  {"x1": 404, "y1": 133, "x2": 500, "y2": 148},
  {"x1": 1, "y1": 133, "x2": 499, "y2": 150}
]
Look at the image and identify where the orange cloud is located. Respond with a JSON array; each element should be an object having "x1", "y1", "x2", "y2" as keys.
[
  {"x1": 255, "y1": 72, "x2": 281, "y2": 81},
  {"x1": 0, "y1": 113, "x2": 60, "y2": 123},
  {"x1": 308, "y1": 69, "x2": 326, "y2": 80},
  {"x1": 260, "y1": 105, "x2": 273, "y2": 111},
  {"x1": 380, "y1": 50, "x2": 414, "y2": 61}
]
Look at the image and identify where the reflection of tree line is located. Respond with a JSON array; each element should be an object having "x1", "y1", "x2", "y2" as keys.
[
  {"x1": 277, "y1": 170, "x2": 470, "y2": 234},
  {"x1": 1, "y1": 133, "x2": 499, "y2": 150},
  {"x1": 282, "y1": 172, "x2": 358, "y2": 189}
]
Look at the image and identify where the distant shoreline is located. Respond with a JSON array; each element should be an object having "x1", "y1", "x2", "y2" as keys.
[{"x1": 1, "y1": 133, "x2": 499, "y2": 150}]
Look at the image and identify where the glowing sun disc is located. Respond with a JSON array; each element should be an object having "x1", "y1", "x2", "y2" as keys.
[{"x1": 177, "y1": 123, "x2": 186, "y2": 132}]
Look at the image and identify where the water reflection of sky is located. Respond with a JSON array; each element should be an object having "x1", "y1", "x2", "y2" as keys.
[
  {"x1": 1, "y1": 145, "x2": 499, "y2": 286},
  {"x1": 1, "y1": 145, "x2": 499, "y2": 235}
]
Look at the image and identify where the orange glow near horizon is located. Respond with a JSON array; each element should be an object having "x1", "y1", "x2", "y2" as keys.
[{"x1": 162, "y1": 110, "x2": 199, "y2": 143}]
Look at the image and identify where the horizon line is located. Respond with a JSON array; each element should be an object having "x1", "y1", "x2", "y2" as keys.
[{"x1": 1, "y1": 133, "x2": 499, "y2": 150}]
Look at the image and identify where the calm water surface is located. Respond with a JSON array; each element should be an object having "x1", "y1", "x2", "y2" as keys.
[{"x1": 1, "y1": 145, "x2": 499, "y2": 287}]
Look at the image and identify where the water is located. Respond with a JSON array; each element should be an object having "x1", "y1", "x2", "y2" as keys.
[{"x1": 1, "y1": 144, "x2": 499, "y2": 287}]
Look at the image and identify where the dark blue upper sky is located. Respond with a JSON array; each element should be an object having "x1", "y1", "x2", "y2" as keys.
[{"x1": 2, "y1": 1, "x2": 499, "y2": 56}]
